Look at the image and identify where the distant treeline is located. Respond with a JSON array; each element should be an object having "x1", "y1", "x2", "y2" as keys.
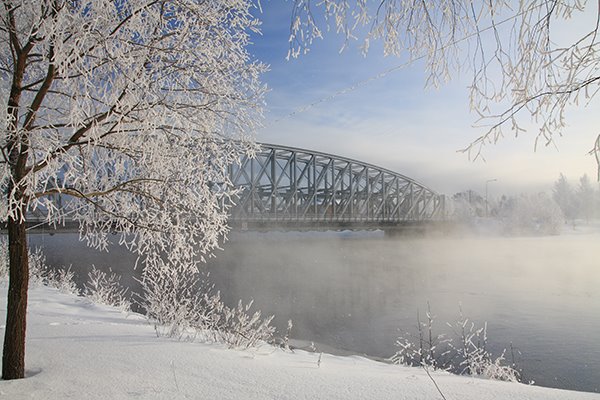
[{"x1": 449, "y1": 173, "x2": 599, "y2": 234}]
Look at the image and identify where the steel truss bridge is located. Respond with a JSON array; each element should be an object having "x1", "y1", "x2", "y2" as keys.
[{"x1": 228, "y1": 143, "x2": 445, "y2": 231}]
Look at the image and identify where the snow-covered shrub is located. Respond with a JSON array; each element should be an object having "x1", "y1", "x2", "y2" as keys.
[
  {"x1": 270, "y1": 319, "x2": 294, "y2": 351},
  {"x1": 0, "y1": 240, "x2": 77, "y2": 294},
  {"x1": 391, "y1": 308, "x2": 520, "y2": 382},
  {"x1": 139, "y1": 260, "x2": 275, "y2": 348},
  {"x1": 139, "y1": 260, "x2": 202, "y2": 339},
  {"x1": 189, "y1": 289, "x2": 227, "y2": 342},
  {"x1": 28, "y1": 247, "x2": 50, "y2": 286},
  {"x1": 218, "y1": 299, "x2": 275, "y2": 349},
  {"x1": 498, "y1": 193, "x2": 564, "y2": 235},
  {"x1": 447, "y1": 318, "x2": 519, "y2": 382},
  {"x1": 390, "y1": 307, "x2": 450, "y2": 370},
  {"x1": 43, "y1": 266, "x2": 79, "y2": 295},
  {"x1": 84, "y1": 266, "x2": 131, "y2": 311},
  {"x1": 476, "y1": 351, "x2": 520, "y2": 382},
  {"x1": 25, "y1": 246, "x2": 79, "y2": 294}
]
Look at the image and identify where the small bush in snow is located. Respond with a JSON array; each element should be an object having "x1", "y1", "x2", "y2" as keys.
[
  {"x1": 391, "y1": 306, "x2": 520, "y2": 383},
  {"x1": 28, "y1": 247, "x2": 51, "y2": 287},
  {"x1": 0, "y1": 240, "x2": 78, "y2": 295},
  {"x1": 270, "y1": 319, "x2": 294, "y2": 351},
  {"x1": 218, "y1": 299, "x2": 275, "y2": 349},
  {"x1": 447, "y1": 317, "x2": 520, "y2": 382},
  {"x1": 139, "y1": 260, "x2": 274, "y2": 348},
  {"x1": 41, "y1": 265, "x2": 79, "y2": 295},
  {"x1": 84, "y1": 266, "x2": 131, "y2": 311},
  {"x1": 390, "y1": 305, "x2": 450, "y2": 370},
  {"x1": 139, "y1": 260, "x2": 204, "y2": 339}
]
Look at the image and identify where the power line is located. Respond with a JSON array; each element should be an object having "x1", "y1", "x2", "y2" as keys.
[{"x1": 264, "y1": 2, "x2": 545, "y2": 127}]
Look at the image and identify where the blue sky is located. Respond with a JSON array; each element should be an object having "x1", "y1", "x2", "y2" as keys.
[{"x1": 248, "y1": 2, "x2": 599, "y2": 196}]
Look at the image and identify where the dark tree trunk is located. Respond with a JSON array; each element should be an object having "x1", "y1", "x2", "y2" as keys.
[
  {"x1": 2, "y1": 216, "x2": 29, "y2": 380},
  {"x1": 2, "y1": 3, "x2": 35, "y2": 380}
]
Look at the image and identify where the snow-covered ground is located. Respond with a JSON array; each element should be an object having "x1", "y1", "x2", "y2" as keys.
[{"x1": 1, "y1": 285, "x2": 598, "y2": 399}]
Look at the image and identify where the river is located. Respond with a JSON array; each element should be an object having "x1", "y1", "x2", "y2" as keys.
[{"x1": 28, "y1": 228, "x2": 600, "y2": 393}]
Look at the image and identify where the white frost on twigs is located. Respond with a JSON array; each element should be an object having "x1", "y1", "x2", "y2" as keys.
[{"x1": 1, "y1": 0, "x2": 265, "y2": 281}]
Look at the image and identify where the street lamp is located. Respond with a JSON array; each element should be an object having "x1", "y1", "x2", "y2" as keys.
[{"x1": 485, "y1": 179, "x2": 497, "y2": 217}]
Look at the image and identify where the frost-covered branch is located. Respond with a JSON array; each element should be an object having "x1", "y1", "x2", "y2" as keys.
[
  {"x1": 33, "y1": 177, "x2": 167, "y2": 200},
  {"x1": 291, "y1": 0, "x2": 600, "y2": 163},
  {"x1": 2, "y1": 0, "x2": 266, "y2": 248},
  {"x1": 1, "y1": 0, "x2": 265, "y2": 378}
]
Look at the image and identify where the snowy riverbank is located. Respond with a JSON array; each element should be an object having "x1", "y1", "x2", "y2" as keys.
[{"x1": 1, "y1": 285, "x2": 599, "y2": 399}]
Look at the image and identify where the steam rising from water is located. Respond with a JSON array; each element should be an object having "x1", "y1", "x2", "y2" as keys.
[
  {"x1": 29, "y1": 227, "x2": 600, "y2": 393},
  {"x1": 205, "y1": 229, "x2": 600, "y2": 392}
]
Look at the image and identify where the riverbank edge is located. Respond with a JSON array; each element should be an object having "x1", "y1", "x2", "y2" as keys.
[{"x1": 1, "y1": 283, "x2": 599, "y2": 400}]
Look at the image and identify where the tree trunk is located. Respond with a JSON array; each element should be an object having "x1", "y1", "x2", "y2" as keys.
[{"x1": 2, "y1": 217, "x2": 29, "y2": 380}]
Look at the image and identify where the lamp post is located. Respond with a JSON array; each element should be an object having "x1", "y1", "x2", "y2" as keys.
[{"x1": 485, "y1": 179, "x2": 497, "y2": 217}]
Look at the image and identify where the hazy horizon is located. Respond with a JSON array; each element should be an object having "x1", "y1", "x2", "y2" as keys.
[{"x1": 249, "y1": 4, "x2": 600, "y2": 197}]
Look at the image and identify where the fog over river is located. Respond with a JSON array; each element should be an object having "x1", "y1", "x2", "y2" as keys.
[{"x1": 29, "y1": 228, "x2": 600, "y2": 393}]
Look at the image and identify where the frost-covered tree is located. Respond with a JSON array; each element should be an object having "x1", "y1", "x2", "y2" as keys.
[
  {"x1": 1, "y1": 0, "x2": 265, "y2": 379},
  {"x1": 576, "y1": 173, "x2": 596, "y2": 221},
  {"x1": 451, "y1": 190, "x2": 485, "y2": 220},
  {"x1": 290, "y1": 1, "x2": 600, "y2": 163},
  {"x1": 553, "y1": 173, "x2": 576, "y2": 220},
  {"x1": 498, "y1": 192, "x2": 564, "y2": 235}
]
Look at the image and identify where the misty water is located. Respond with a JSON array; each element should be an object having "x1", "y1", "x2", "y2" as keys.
[{"x1": 29, "y1": 228, "x2": 600, "y2": 393}]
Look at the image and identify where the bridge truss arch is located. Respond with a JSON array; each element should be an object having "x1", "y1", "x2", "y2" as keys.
[{"x1": 228, "y1": 143, "x2": 445, "y2": 229}]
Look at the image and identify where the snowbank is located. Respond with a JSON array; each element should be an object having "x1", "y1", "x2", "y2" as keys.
[{"x1": 1, "y1": 285, "x2": 598, "y2": 400}]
